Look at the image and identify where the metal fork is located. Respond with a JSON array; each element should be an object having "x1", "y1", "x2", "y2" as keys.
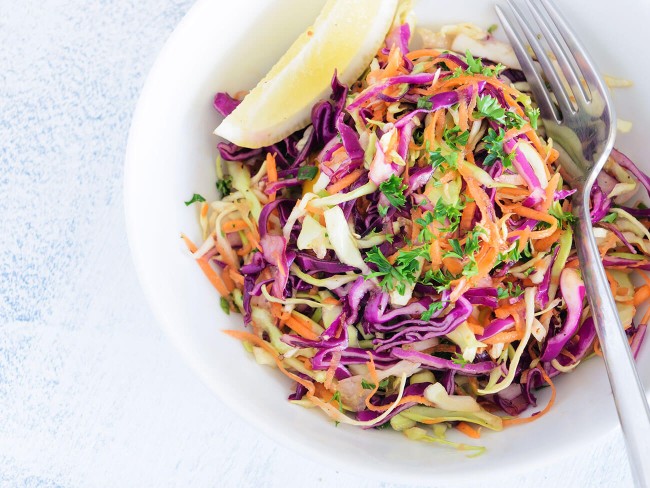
[{"x1": 496, "y1": 1, "x2": 650, "y2": 485}]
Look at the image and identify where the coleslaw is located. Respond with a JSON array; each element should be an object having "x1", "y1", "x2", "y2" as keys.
[{"x1": 183, "y1": 19, "x2": 648, "y2": 451}]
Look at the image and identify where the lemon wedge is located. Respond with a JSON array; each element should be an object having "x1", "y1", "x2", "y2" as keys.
[{"x1": 214, "y1": 0, "x2": 400, "y2": 149}]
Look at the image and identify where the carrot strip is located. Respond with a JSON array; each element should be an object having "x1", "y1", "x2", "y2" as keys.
[
  {"x1": 266, "y1": 153, "x2": 277, "y2": 202},
  {"x1": 632, "y1": 285, "x2": 650, "y2": 307},
  {"x1": 285, "y1": 314, "x2": 319, "y2": 341},
  {"x1": 221, "y1": 219, "x2": 250, "y2": 233},
  {"x1": 456, "y1": 422, "x2": 481, "y2": 439},
  {"x1": 364, "y1": 353, "x2": 383, "y2": 412},
  {"x1": 482, "y1": 330, "x2": 522, "y2": 345},
  {"x1": 181, "y1": 234, "x2": 231, "y2": 296},
  {"x1": 406, "y1": 48, "x2": 442, "y2": 60},
  {"x1": 460, "y1": 201, "x2": 477, "y2": 232}
]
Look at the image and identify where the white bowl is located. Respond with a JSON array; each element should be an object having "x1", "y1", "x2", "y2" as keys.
[{"x1": 124, "y1": 0, "x2": 650, "y2": 482}]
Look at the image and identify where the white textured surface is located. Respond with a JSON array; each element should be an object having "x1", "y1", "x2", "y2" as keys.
[{"x1": 0, "y1": 0, "x2": 634, "y2": 486}]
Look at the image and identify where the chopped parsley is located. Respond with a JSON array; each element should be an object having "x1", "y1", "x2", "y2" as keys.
[
  {"x1": 379, "y1": 175, "x2": 408, "y2": 209},
  {"x1": 474, "y1": 95, "x2": 506, "y2": 124},
  {"x1": 429, "y1": 148, "x2": 459, "y2": 170},
  {"x1": 451, "y1": 352, "x2": 470, "y2": 368},
  {"x1": 361, "y1": 378, "x2": 390, "y2": 390},
  {"x1": 474, "y1": 95, "x2": 525, "y2": 130},
  {"x1": 497, "y1": 282, "x2": 525, "y2": 300},
  {"x1": 365, "y1": 245, "x2": 430, "y2": 294},
  {"x1": 297, "y1": 165, "x2": 318, "y2": 181},
  {"x1": 487, "y1": 24, "x2": 498, "y2": 35},
  {"x1": 421, "y1": 301, "x2": 445, "y2": 321},
  {"x1": 417, "y1": 96, "x2": 433, "y2": 110},
  {"x1": 443, "y1": 126, "x2": 470, "y2": 150},
  {"x1": 184, "y1": 193, "x2": 206, "y2": 206},
  {"x1": 525, "y1": 107, "x2": 540, "y2": 130},
  {"x1": 378, "y1": 204, "x2": 389, "y2": 217},
  {"x1": 419, "y1": 268, "x2": 457, "y2": 292},
  {"x1": 600, "y1": 212, "x2": 618, "y2": 223},
  {"x1": 549, "y1": 204, "x2": 576, "y2": 226},
  {"x1": 216, "y1": 176, "x2": 232, "y2": 197},
  {"x1": 483, "y1": 127, "x2": 514, "y2": 168}
]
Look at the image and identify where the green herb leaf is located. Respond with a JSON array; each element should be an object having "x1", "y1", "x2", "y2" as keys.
[
  {"x1": 451, "y1": 352, "x2": 470, "y2": 368},
  {"x1": 421, "y1": 301, "x2": 445, "y2": 321},
  {"x1": 365, "y1": 245, "x2": 429, "y2": 293},
  {"x1": 487, "y1": 24, "x2": 498, "y2": 34},
  {"x1": 419, "y1": 268, "x2": 457, "y2": 292},
  {"x1": 465, "y1": 50, "x2": 484, "y2": 75},
  {"x1": 216, "y1": 176, "x2": 232, "y2": 197},
  {"x1": 297, "y1": 166, "x2": 318, "y2": 181},
  {"x1": 525, "y1": 107, "x2": 540, "y2": 130},
  {"x1": 378, "y1": 204, "x2": 389, "y2": 217},
  {"x1": 474, "y1": 95, "x2": 506, "y2": 124},
  {"x1": 483, "y1": 127, "x2": 513, "y2": 168},
  {"x1": 600, "y1": 212, "x2": 617, "y2": 223},
  {"x1": 379, "y1": 175, "x2": 408, "y2": 209},
  {"x1": 417, "y1": 96, "x2": 433, "y2": 110},
  {"x1": 443, "y1": 126, "x2": 470, "y2": 150},
  {"x1": 361, "y1": 378, "x2": 390, "y2": 390},
  {"x1": 184, "y1": 193, "x2": 206, "y2": 206}
]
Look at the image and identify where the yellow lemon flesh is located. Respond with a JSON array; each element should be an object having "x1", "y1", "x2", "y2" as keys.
[{"x1": 215, "y1": 0, "x2": 400, "y2": 149}]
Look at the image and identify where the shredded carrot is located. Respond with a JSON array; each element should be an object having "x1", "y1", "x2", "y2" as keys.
[
  {"x1": 466, "y1": 322, "x2": 485, "y2": 336},
  {"x1": 482, "y1": 330, "x2": 522, "y2": 345},
  {"x1": 502, "y1": 367, "x2": 556, "y2": 427},
  {"x1": 327, "y1": 168, "x2": 365, "y2": 194},
  {"x1": 364, "y1": 353, "x2": 383, "y2": 412},
  {"x1": 324, "y1": 351, "x2": 341, "y2": 390},
  {"x1": 285, "y1": 313, "x2": 319, "y2": 341},
  {"x1": 632, "y1": 285, "x2": 650, "y2": 307},
  {"x1": 322, "y1": 296, "x2": 341, "y2": 305},
  {"x1": 460, "y1": 201, "x2": 477, "y2": 232},
  {"x1": 266, "y1": 153, "x2": 277, "y2": 202},
  {"x1": 221, "y1": 219, "x2": 249, "y2": 233},
  {"x1": 406, "y1": 48, "x2": 442, "y2": 60},
  {"x1": 181, "y1": 234, "x2": 231, "y2": 296},
  {"x1": 456, "y1": 422, "x2": 481, "y2": 439}
]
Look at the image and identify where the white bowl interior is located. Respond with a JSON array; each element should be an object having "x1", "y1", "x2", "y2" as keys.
[{"x1": 124, "y1": 0, "x2": 650, "y2": 483}]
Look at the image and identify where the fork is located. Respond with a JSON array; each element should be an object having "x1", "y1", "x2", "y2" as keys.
[{"x1": 495, "y1": 0, "x2": 650, "y2": 485}]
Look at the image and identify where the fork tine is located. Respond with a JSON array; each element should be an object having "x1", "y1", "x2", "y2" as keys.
[
  {"x1": 506, "y1": 0, "x2": 575, "y2": 116},
  {"x1": 494, "y1": 5, "x2": 560, "y2": 123},
  {"x1": 538, "y1": 0, "x2": 610, "y2": 102},
  {"x1": 526, "y1": 0, "x2": 590, "y2": 106}
]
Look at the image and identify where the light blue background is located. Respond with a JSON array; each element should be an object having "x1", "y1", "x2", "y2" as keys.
[{"x1": 0, "y1": 0, "x2": 632, "y2": 486}]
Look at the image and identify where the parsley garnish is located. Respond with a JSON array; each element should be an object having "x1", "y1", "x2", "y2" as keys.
[
  {"x1": 474, "y1": 95, "x2": 506, "y2": 124},
  {"x1": 497, "y1": 282, "x2": 525, "y2": 300},
  {"x1": 549, "y1": 204, "x2": 576, "y2": 226},
  {"x1": 379, "y1": 175, "x2": 408, "y2": 209},
  {"x1": 378, "y1": 204, "x2": 389, "y2": 217},
  {"x1": 417, "y1": 96, "x2": 433, "y2": 110},
  {"x1": 483, "y1": 128, "x2": 514, "y2": 168},
  {"x1": 600, "y1": 212, "x2": 617, "y2": 223},
  {"x1": 365, "y1": 245, "x2": 429, "y2": 294},
  {"x1": 361, "y1": 378, "x2": 390, "y2": 390},
  {"x1": 451, "y1": 353, "x2": 470, "y2": 368},
  {"x1": 525, "y1": 107, "x2": 540, "y2": 130},
  {"x1": 297, "y1": 166, "x2": 318, "y2": 181},
  {"x1": 419, "y1": 268, "x2": 457, "y2": 292},
  {"x1": 487, "y1": 24, "x2": 498, "y2": 35},
  {"x1": 421, "y1": 301, "x2": 445, "y2": 321},
  {"x1": 216, "y1": 176, "x2": 232, "y2": 197},
  {"x1": 429, "y1": 148, "x2": 458, "y2": 170},
  {"x1": 184, "y1": 193, "x2": 206, "y2": 206},
  {"x1": 443, "y1": 126, "x2": 470, "y2": 150}
]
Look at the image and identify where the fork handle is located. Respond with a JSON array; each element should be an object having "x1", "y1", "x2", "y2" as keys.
[{"x1": 575, "y1": 200, "x2": 650, "y2": 487}]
